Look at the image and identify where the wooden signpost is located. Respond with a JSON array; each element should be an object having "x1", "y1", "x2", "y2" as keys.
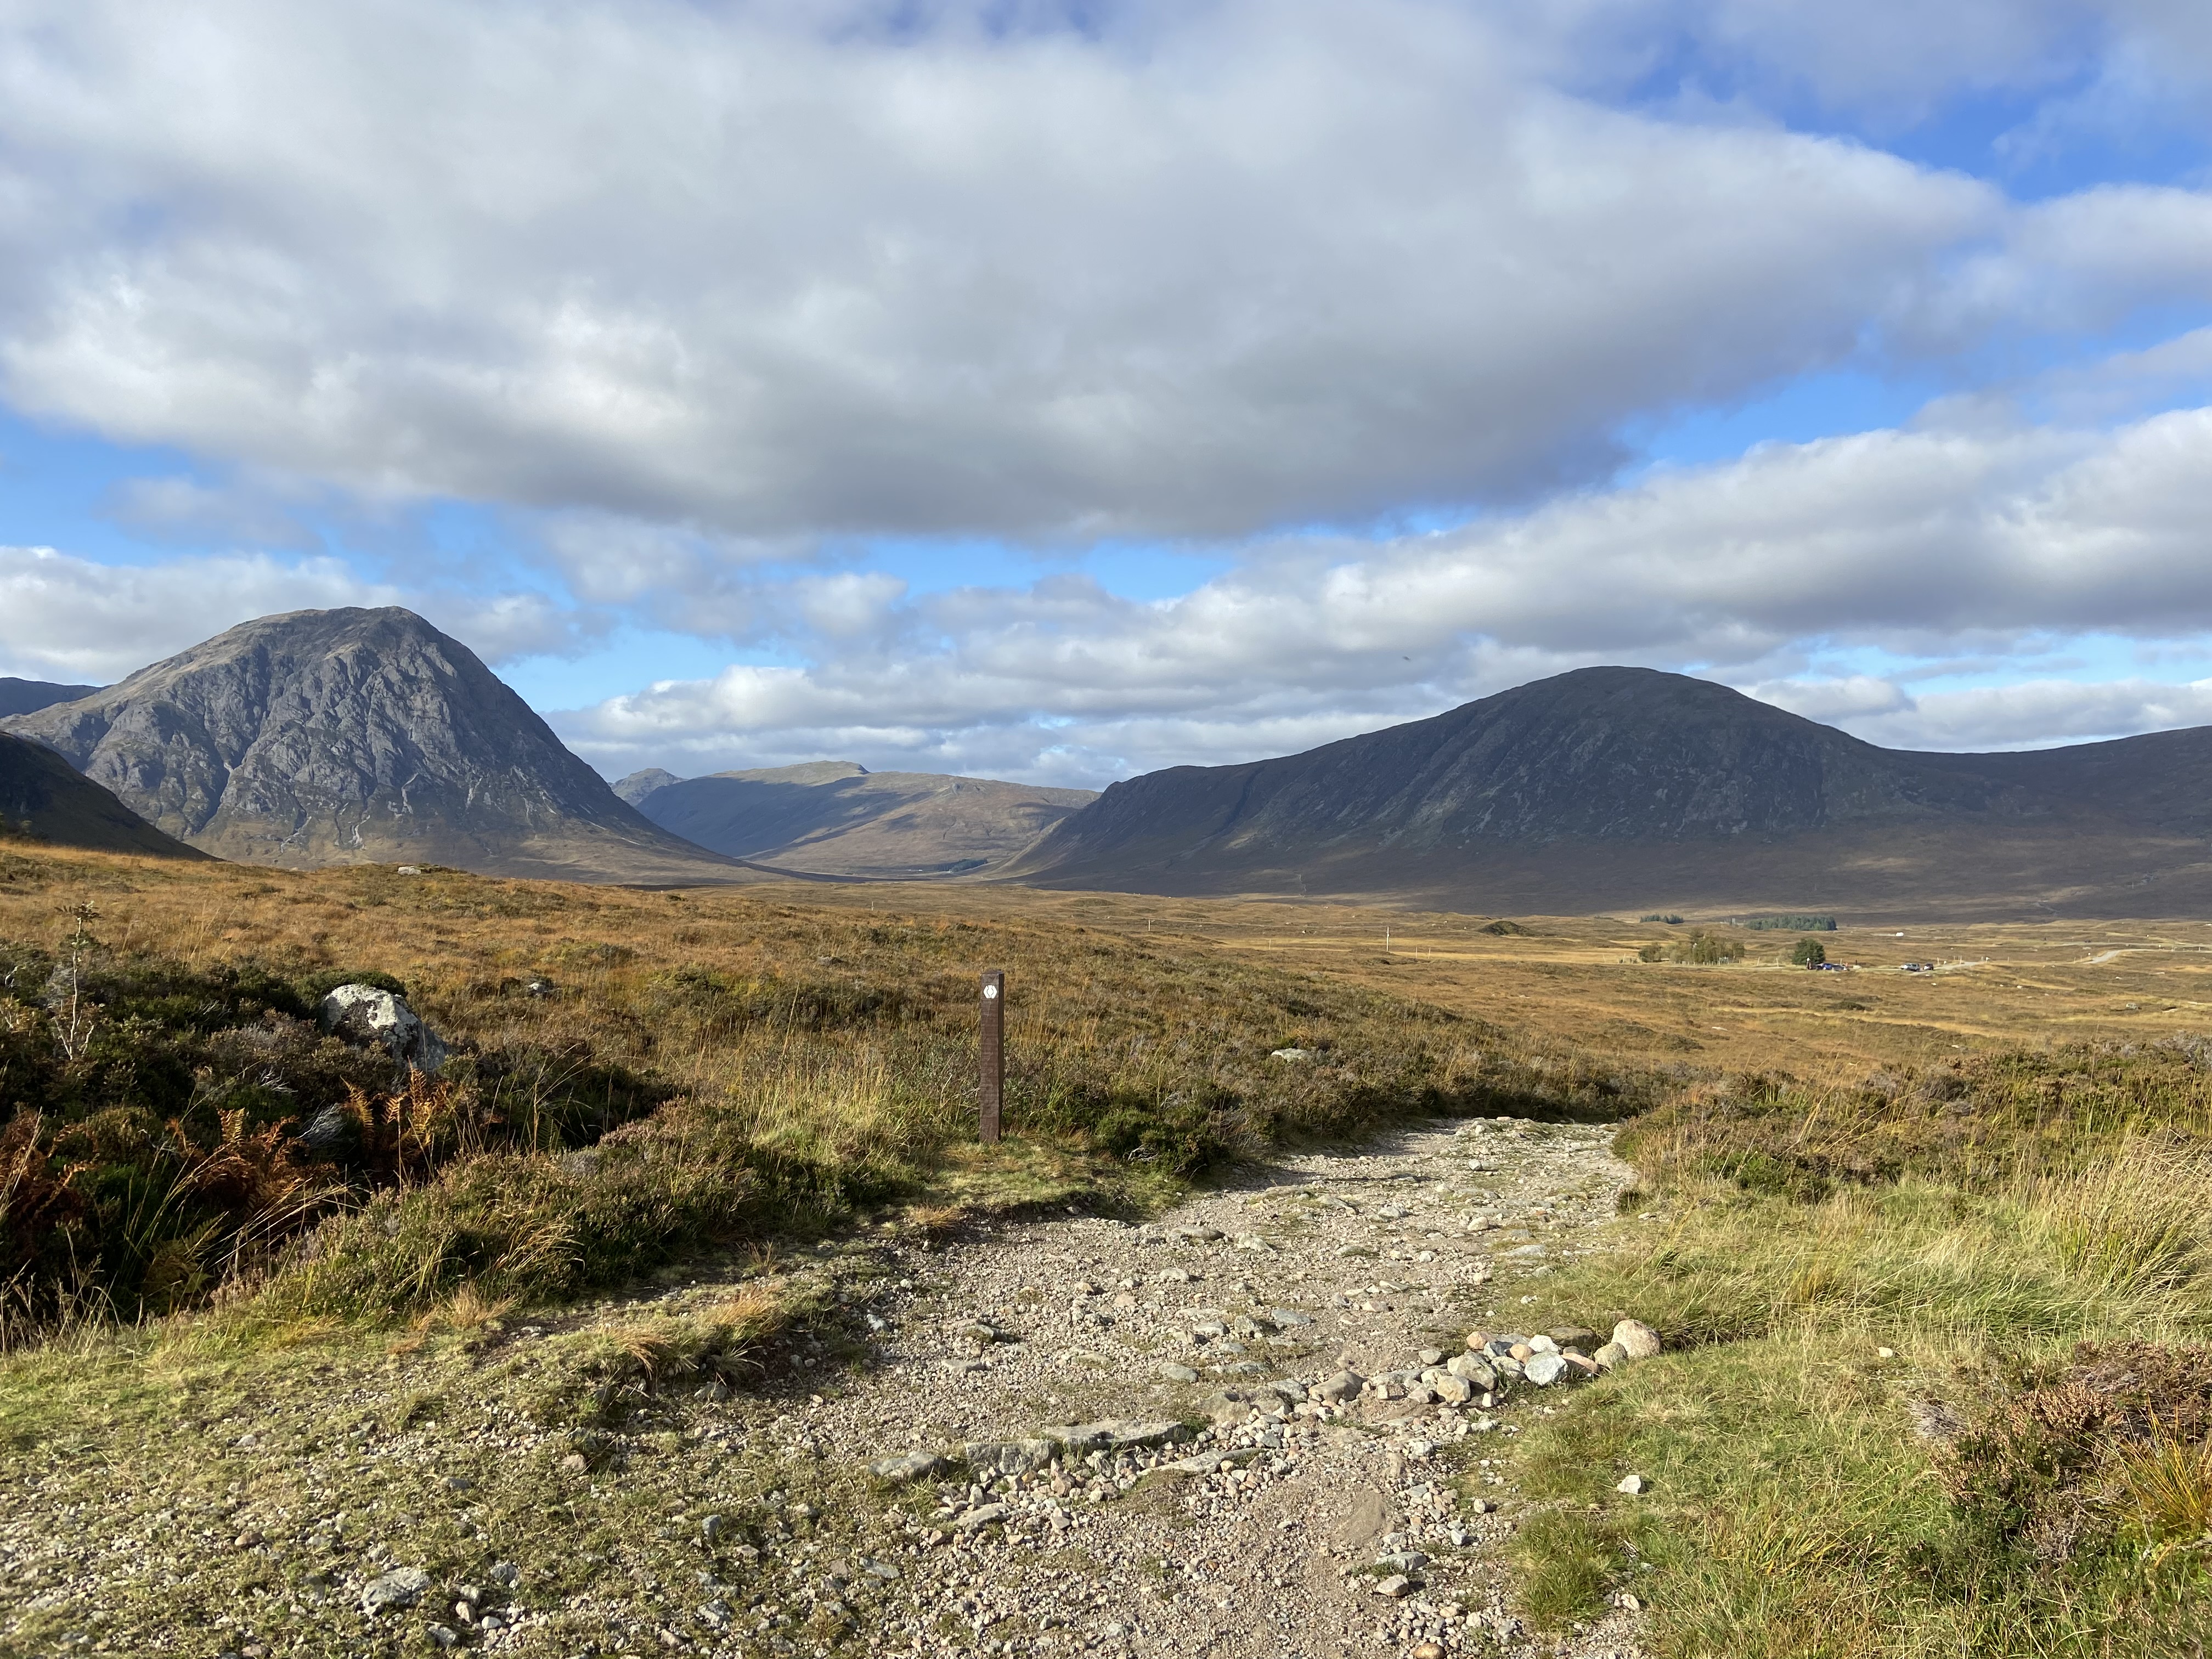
[{"x1": 979, "y1": 969, "x2": 1005, "y2": 1144}]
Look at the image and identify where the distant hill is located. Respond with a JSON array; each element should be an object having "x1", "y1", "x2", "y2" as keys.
[
  {"x1": 0, "y1": 732, "x2": 207, "y2": 859},
  {"x1": 1006, "y1": 667, "x2": 2212, "y2": 919},
  {"x1": 0, "y1": 677, "x2": 100, "y2": 718},
  {"x1": 623, "y1": 761, "x2": 1096, "y2": 878},
  {"x1": 0, "y1": 608, "x2": 760, "y2": 885}
]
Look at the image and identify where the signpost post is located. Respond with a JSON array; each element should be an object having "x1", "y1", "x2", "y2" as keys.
[{"x1": 979, "y1": 969, "x2": 1005, "y2": 1144}]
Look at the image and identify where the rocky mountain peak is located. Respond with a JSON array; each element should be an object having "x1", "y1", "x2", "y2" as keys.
[{"x1": 1, "y1": 607, "x2": 743, "y2": 881}]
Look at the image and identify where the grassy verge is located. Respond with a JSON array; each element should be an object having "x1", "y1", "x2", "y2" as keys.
[{"x1": 1503, "y1": 1051, "x2": 2212, "y2": 1656}]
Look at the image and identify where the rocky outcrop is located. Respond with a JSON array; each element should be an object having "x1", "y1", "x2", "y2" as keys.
[
  {"x1": 0, "y1": 608, "x2": 753, "y2": 884},
  {"x1": 318, "y1": 983, "x2": 449, "y2": 1074}
]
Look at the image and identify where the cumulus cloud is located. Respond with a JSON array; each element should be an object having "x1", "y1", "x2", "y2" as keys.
[
  {"x1": 0, "y1": 545, "x2": 596, "y2": 681},
  {"x1": 0, "y1": 0, "x2": 2078, "y2": 543},
  {"x1": 553, "y1": 404, "x2": 2212, "y2": 780},
  {"x1": 1759, "y1": 675, "x2": 2212, "y2": 751},
  {"x1": 0, "y1": 545, "x2": 399, "y2": 681}
]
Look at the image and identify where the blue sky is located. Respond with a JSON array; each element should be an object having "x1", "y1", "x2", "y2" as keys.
[{"x1": 1, "y1": 0, "x2": 2209, "y2": 785}]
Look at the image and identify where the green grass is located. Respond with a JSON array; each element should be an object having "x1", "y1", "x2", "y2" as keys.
[{"x1": 1502, "y1": 1141, "x2": 2212, "y2": 1655}]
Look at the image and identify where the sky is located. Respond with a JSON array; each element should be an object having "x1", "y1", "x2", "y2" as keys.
[{"x1": 0, "y1": 0, "x2": 2208, "y2": 789}]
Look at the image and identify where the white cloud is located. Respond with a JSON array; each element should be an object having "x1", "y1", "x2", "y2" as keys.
[
  {"x1": 0, "y1": 0, "x2": 2030, "y2": 542},
  {"x1": 0, "y1": 544, "x2": 594, "y2": 681},
  {"x1": 1758, "y1": 675, "x2": 2212, "y2": 751},
  {"x1": 0, "y1": 545, "x2": 397, "y2": 681},
  {"x1": 554, "y1": 404, "x2": 2212, "y2": 781}
]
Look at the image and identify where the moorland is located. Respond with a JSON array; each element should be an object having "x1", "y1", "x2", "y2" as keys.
[{"x1": 1, "y1": 841, "x2": 2209, "y2": 1657}]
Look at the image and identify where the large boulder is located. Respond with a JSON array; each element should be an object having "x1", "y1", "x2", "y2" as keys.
[{"x1": 318, "y1": 984, "x2": 449, "y2": 1074}]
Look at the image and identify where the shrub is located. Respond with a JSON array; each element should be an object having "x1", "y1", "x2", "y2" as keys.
[
  {"x1": 1744, "y1": 914, "x2": 1837, "y2": 931},
  {"x1": 1639, "y1": 929, "x2": 1747, "y2": 966},
  {"x1": 1792, "y1": 936, "x2": 1828, "y2": 966}
]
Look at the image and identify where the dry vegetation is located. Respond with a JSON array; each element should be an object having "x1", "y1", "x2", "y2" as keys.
[
  {"x1": 8, "y1": 845, "x2": 2212, "y2": 1654},
  {"x1": 0, "y1": 846, "x2": 1642, "y2": 1339}
]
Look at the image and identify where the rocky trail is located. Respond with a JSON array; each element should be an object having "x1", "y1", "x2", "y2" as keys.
[
  {"x1": 2, "y1": 1117, "x2": 1660, "y2": 1659},
  {"x1": 800, "y1": 1116, "x2": 1655, "y2": 1659}
]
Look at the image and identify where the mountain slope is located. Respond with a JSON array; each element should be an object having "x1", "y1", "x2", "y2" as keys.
[
  {"x1": 1008, "y1": 667, "x2": 2212, "y2": 919},
  {"x1": 628, "y1": 762, "x2": 1096, "y2": 878},
  {"x1": 1, "y1": 608, "x2": 756, "y2": 884},
  {"x1": 0, "y1": 678, "x2": 100, "y2": 718},
  {"x1": 0, "y1": 732, "x2": 208, "y2": 859}
]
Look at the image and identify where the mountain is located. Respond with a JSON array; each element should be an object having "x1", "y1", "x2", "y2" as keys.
[
  {"x1": 0, "y1": 608, "x2": 759, "y2": 885},
  {"x1": 1, "y1": 732, "x2": 208, "y2": 859},
  {"x1": 614, "y1": 768, "x2": 682, "y2": 807},
  {"x1": 1006, "y1": 667, "x2": 2212, "y2": 919},
  {"x1": 626, "y1": 761, "x2": 1097, "y2": 878},
  {"x1": 0, "y1": 677, "x2": 100, "y2": 718}
]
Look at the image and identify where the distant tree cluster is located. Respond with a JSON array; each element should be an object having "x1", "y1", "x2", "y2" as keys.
[
  {"x1": 1743, "y1": 914, "x2": 1837, "y2": 931},
  {"x1": 1639, "y1": 912, "x2": 1685, "y2": 924},
  {"x1": 1639, "y1": 929, "x2": 1746, "y2": 964}
]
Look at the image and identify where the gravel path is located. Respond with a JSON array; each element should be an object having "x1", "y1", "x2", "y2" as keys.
[
  {"x1": 796, "y1": 1115, "x2": 1654, "y2": 1659},
  {"x1": 0, "y1": 1115, "x2": 1655, "y2": 1659}
]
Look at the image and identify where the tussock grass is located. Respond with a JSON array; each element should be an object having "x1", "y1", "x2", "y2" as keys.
[
  {"x1": 0, "y1": 847, "x2": 1650, "y2": 1336},
  {"x1": 1508, "y1": 1136, "x2": 2212, "y2": 1652}
]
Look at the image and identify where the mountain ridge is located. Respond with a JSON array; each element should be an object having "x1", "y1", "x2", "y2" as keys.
[
  {"x1": 0, "y1": 732, "x2": 208, "y2": 860},
  {"x1": 1, "y1": 608, "x2": 757, "y2": 885},
  {"x1": 1007, "y1": 667, "x2": 2212, "y2": 918},
  {"x1": 0, "y1": 677, "x2": 101, "y2": 719}
]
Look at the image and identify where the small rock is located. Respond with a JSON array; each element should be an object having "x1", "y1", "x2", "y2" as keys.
[
  {"x1": 488, "y1": 1561, "x2": 521, "y2": 1587},
  {"x1": 1377, "y1": 1550, "x2": 1429, "y2": 1573},
  {"x1": 954, "y1": 1504, "x2": 1008, "y2": 1531},
  {"x1": 427, "y1": 1628, "x2": 460, "y2": 1652},
  {"x1": 1524, "y1": 1353, "x2": 1567, "y2": 1386},
  {"x1": 1041, "y1": 1420, "x2": 1193, "y2": 1451},
  {"x1": 1158, "y1": 1362, "x2": 1201, "y2": 1384},
  {"x1": 1612, "y1": 1319, "x2": 1662, "y2": 1359},
  {"x1": 962, "y1": 1438, "x2": 1055, "y2": 1477},
  {"x1": 1617, "y1": 1473, "x2": 1645, "y2": 1495},
  {"x1": 1314, "y1": 1370, "x2": 1365, "y2": 1403},
  {"x1": 1373, "y1": 1575, "x2": 1413, "y2": 1599},
  {"x1": 360, "y1": 1566, "x2": 432, "y2": 1616},
  {"x1": 1269, "y1": 1048, "x2": 1315, "y2": 1061},
  {"x1": 1447, "y1": 1354, "x2": 1497, "y2": 1388},
  {"x1": 1592, "y1": 1341, "x2": 1628, "y2": 1370}
]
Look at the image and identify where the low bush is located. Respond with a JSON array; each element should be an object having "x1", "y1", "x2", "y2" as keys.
[{"x1": 1638, "y1": 929, "x2": 1746, "y2": 965}]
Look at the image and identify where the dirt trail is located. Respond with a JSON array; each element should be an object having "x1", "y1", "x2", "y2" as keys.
[
  {"x1": 0, "y1": 1116, "x2": 1654, "y2": 1659},
  {"x1": 790, "y1": 1116, "x2": 1653, "y2": 1659}
]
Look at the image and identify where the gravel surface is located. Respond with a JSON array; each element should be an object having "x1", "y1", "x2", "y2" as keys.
[{"x1": 1, "y1": 1116, "x2": 1655, "y2": 1658}]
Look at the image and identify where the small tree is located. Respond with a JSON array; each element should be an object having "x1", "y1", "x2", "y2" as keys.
[{"x1": 1792, "y1": 936, "x2": 1827, "y2": 967}]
